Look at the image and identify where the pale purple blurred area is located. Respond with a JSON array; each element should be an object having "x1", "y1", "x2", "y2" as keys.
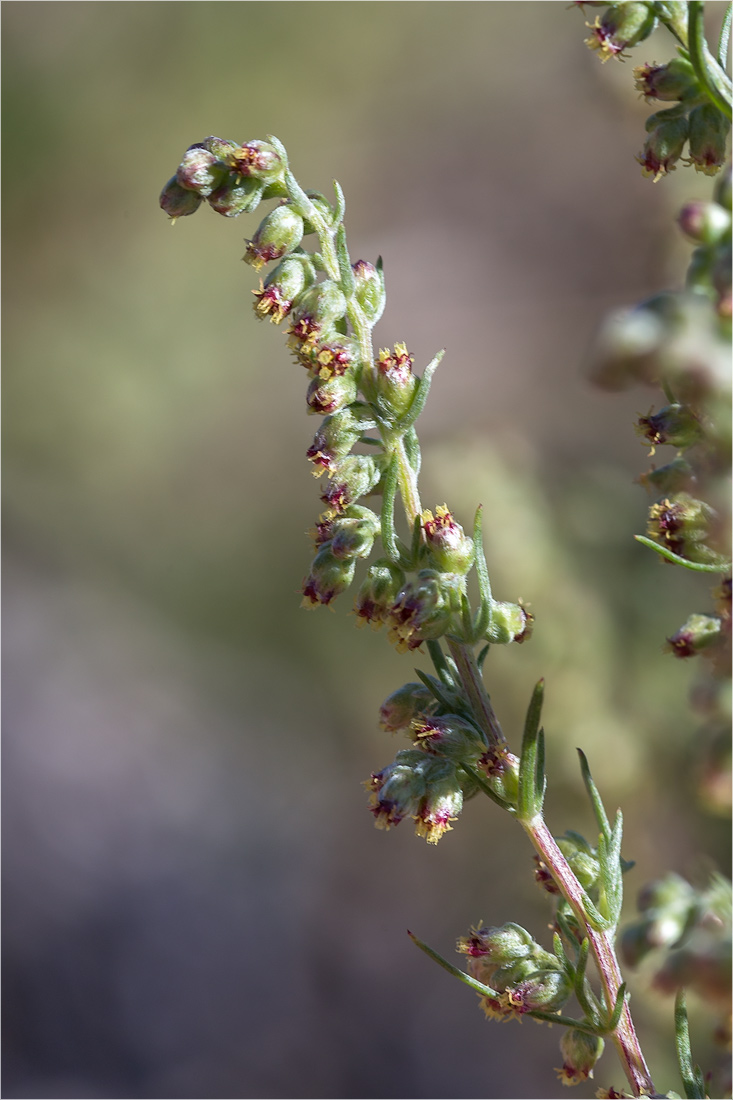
[{"x1": 3, "y1": 3, "x2": 729, "y2": 1097}]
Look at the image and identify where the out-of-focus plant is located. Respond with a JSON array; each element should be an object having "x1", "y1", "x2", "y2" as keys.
[{"x1": 159, "y1": 3, "x2": 730, "y2": 1095}]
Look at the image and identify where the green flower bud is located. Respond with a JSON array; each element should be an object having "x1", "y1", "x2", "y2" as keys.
[
  {"x1": 366, "y1": 749, "x2": 429, "y2": 830},
  {"x1": 388, "y1": 569, "x2": 464, "y2": 651},
  {"x1": 636, "y1": 403, "x2": 703, "y2": 449},
  {"x1": 634, "y1": 58, "x2": 697, "y2": 102},
  {"x1": 301, "y1": 544, "x2": 357, "y2": 608},
  {"x1": 306, "y1": 371, "x2": 358, "y2": 416},
  {"x1": 479, "y1": 745, "x2": 520, "y2": 806},
  {"x1": 687, "y1": 104, "x2": 729, "y2": 176},
  {"x1": 352, "y1": 259, "x2": 386, "y2": 324},
  {"x1": 379, "y1": 682, "x2": 437, "y2": 732},
  {"x1": 414, "y1": 759, "x2": 464, "y2": 844},
  {"x1": 307, "y1": 407, "x2": 374, "y2": 474},
  {"x1": 678, "y1": 201, "x2": 731, "y2": 246},
  {"x1": 557, "y1": 1029, "x2": 605, "y2": 1087},
  {"x1": 227, "y1": 139, "x2": 284, "y2": 182},
  {"x1": 244, "y1": 205, "x2": 304, "y2": 270},
  {"x1": 253, "y1": 256, "x2": 316, "y2": 324},
  {"x1": 507, "y1": 967, "x2": 572, "y2": 1015},
  {"x1": 666, "y1": 613, "x2": 724, "y2": 658},
  {"x1": 556, "y1": 832, "x2": 601, "y2": 890},
  {"x1": 422, "y1": 505, "x2": 474, "y2": 575},
  {"x1": 485, "y1": 601, "x2": 533, "y2": 645},
  {"x1": 585, "y1": 3, "x2": 658, "y2": 62},
  {"x1": 638, "y1": 873, "x2": 696, "y2": 916},
  {"x1": 159, "y1": 176, "x2": 204, "y2": 220},
  {"x1": 208, "y1": 176, "x2": 265, "y2": 217},
  {"x1": 176, "y1": 144, "x2": 227, "y2": 197},
  {"x1": 491, "y1": 956, "x2": 546, "y2": 992},
  {"x1": 294, "y1": 281, "x2": 348, "y2": 330},
  {"x1": 647, "y1": 493, "x2": 719, "y2": 562},
  {"x1": 456, "y1": 923, "x2": 535, "y2": 964},
  {"x1": 636, "y1": 110, "x2": 689, "y2": 180},
  {"x1": 355, "y1": 558, "x2": 406, "y2": 629},
  {"x1": 325, "y1": 505, "x2": 380, "y2": 560},
  {"x1": 368, "y1": 343, "x2": 419, "y2": 420},
  {"x1": 587, "y1": 295, "x2": 681, "y2": 391},
  {"x1": 637, "y1": 456, "x2": 696, "y2": 495},
  {"x1": 320, "y1": 454, "x2": 382, "y2": 513},
  {"x1": 409, "y1": 713, "x2": 485, "y2": 763}
]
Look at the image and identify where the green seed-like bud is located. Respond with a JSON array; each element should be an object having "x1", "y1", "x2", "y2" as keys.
[
  {"x1": 633, "y1": 58, "x2": 697, "y2": 102},
  {"x1": 637, "y1": 456, "x2": 696, "y2": 495},
  {"x1": 208, "y1": 176, "x2": 265, "y2": 217},
  {"x1": 557, "y1": 1030, "x2": 605, "y2": 1087},
  {"x1": 379, "y1": 682, "x2": 437, "y2": 732},
  {"x1": 159, "y1": 176, "x2": 203, "y2": 219},
  {"x1": 637, "y1": 110, "x2": 689, "y2": 180},
  {"x1": 306, "y1": 408, "x2": 370, "y2": 474},
  {"x1": 291, "y1": 282, "x2": 348, "y2": 337},
  {"x1": 355, "y1": 558, "x2": 406, "y2": 629},
  {"x1": 369, "y1": 343, "x2": 419, "y2": 420},
  {"x1": 508, "y1": 967, "x2": 572, "y2": 1014},
  {"x1": 227, "y1": 139, "x2": 284, "y2": 182},
  {"x1": 409, "y1": 714, "x2": 485, "y2": 763},
  {"x1": 244, "y1": 205, "x2": 304, "y2": 270},
  {"x1": 176, "y1": 144, "x2": 227, "y2": 197},
  {"x1": 485, "y1": 601, "x2": 533, "y2": 645},
  {"x1": 321, "y1": 454, "x2": 382, "y2": 513},
  {"x1": 301, "y1": 544, "x2": 357, "y2": 608},
  {"x1": 306, "y1": 371, "x2": 358, "y2": 416},
  {"x1": 253, "y1": 256, "x2": 316, "y2": 324},
  {"x1": 326, "y1": 505, "x2": 380, "y2": 560},
  {"x1": 422, "y1": 505, "x2": 474, "y2": 575},
  {"x1": 687, "y1": 104, "x2": 729, "y2": 176},
  {"x1": 666, "y1": 613, "x2": 724, "y2": 658},
  {"x1": 647, "y1": 493, "x2": 719, "y2": 561},
  {"x1": 456, "y1": 923, "x2": 535, "y2": 963},
  {"x1": 678, "y1": 201, "x2": 731, "y2": 246},
  {"x1": 388, "y1": 570, "x2": 464, "y2": 651},
  {"x1": 585, "y1": 3, "x2": 658, "y2": 62},
  {"x1": 352, "y1": 259, "x2": 386, "y2": 324},
  {"x1": 366, "y1": 749, "x2": 429, "y2": 831},
  {"x1": 414, "y1": 759, "x2": 464, "y2": 844},
  {"x1": 556, "y1": 833, "x2": 601, "y2": 890},
  {"x1": 636, "y1": 403, "x2": 703, "y2": 449},
  {"x1": 638, "y1": 873, "x2": 696, "y2": 923}
]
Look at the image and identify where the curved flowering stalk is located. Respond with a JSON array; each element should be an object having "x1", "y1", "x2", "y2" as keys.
[{"x1": 158, "y1": 134, "x2": 667, "y2": 1096}]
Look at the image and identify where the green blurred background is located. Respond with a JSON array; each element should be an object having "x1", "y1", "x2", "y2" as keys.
[{"x1": 3, "y1": 3, "x2": 729, "y2": 1097}]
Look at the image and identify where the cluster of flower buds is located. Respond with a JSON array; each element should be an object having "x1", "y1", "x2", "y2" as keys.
[
  {"x1": 534, "y1": 830, "x2": 601, "y2": 897},
  {"x1": 367, "y1": 681, "x2": 492, "y2": 842},
  {"x1": 621, "y1": 873, "x2": 732, "y2": 1013},
  {"x1": 574, "y1": 3, "x2": 730, "y2": 180},
  {"x1": 456, "y1": 922, "x2": 575, "y2": 1022},
  {"x1": 160, "y1": 137, "x2": 288, "y2": 221}
]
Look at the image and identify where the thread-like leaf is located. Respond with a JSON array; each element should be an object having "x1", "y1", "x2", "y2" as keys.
[
  {"x1": 577, "y1": 749, "x2": 611, "y2": 840},
  {"x1": 336, "y1": 224, "x2": 354, "y2": 296},
  {"x1": 396, "y1": 349, "x2": 444, "y2": 432},
  {"x1": 634, "y1": 534, "x2": 732, "y2": 572},
  {"x1": 517, "y1": 681, "x2": 545, "y2": 821},
  {"x1": 606, "y1": 982, "x2": 628, "y2": 1034},
  {"x1": 332, "y1": 179, "x2": 346, "y2": 225},
  {"x1": 471, "y1": 505, "x2": 493, "y2": 640},
  {"x1": 674, "y1": 989, "x2": 706, "y2": 1098}
]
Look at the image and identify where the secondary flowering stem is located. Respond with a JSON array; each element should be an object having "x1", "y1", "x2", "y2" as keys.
[
  {"x1": 447, "y1": 638, "x2": 507, "y2": 753},
  {"x1": 525, "y1": 818, "x2": 655, "y2": 1097}
]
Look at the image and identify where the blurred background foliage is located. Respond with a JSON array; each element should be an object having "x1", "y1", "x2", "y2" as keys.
[{"x1": 2, "y1": 3, "x2": 729, "y2": 1097}]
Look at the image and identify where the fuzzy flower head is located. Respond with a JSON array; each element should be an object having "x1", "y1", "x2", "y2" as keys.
[
  {"x1": 387, "y1": 570, "x2": 463, "y2": 651},
  {"x1": 372, "y1": 342, "x2": 418, "y2": 419},
  {"x1": 584, "y1": 3, "x2": 657, "y2": 62},
  {"x1": 636, "y1": 112, "x2": 689, "y2": 181},
  {"x1": 422, "y1": 505, "x2": 474, "y2": 575},
  {"x1": 556, "y1": 1029, "x2": 605, "y2": 1086}
]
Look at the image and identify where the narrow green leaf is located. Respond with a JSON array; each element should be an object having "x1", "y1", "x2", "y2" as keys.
[
  {"x1": 517, "y1": 681, "x2": 544, "y2": 821},
  {"x1": 415, "y1": 668, "x2": 456, "y2": 714},
  {"x1": 426, "y1": 639, "x2": 454, "y2": 686},
  {"x1": 674, "y1": 989, "x2": 706, "y2": 1098},
  {"x1": 719, "y1": 3, "x2": 732, "y2": 66},
  {"x1": 476, "y1": 644, "x2": 490, "y2": 670},
  {"x1": 336, "y1": 224, "x2": 354, "y2": 296},
  {"x1": 471, "y1": 505, "x2": 493, "y2": 641},
  {"x1": 407, "y1": 931, "x2": 501, "y2": 998},
  {"x1": 403, "y1": 426, "x2": 421, "y2": 474},
  {"x1": 634, "y1": 534, "x2": 732, "y2": 572},
  {"x1": 535, "y1": 727, "x2": 546, "y2": 815},
  {"x1": 396, "y1": 349, "x2": 444, "y2": 432},
  {"x1": 332, "y1": 179, "x2": 346, "y2": 225},
  {"x1": 605, "y1": 983, "x2": 628, "y2": 1034},
  {"x1": 577, "y1": 749, "x2": 611, "y2": 841}
]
